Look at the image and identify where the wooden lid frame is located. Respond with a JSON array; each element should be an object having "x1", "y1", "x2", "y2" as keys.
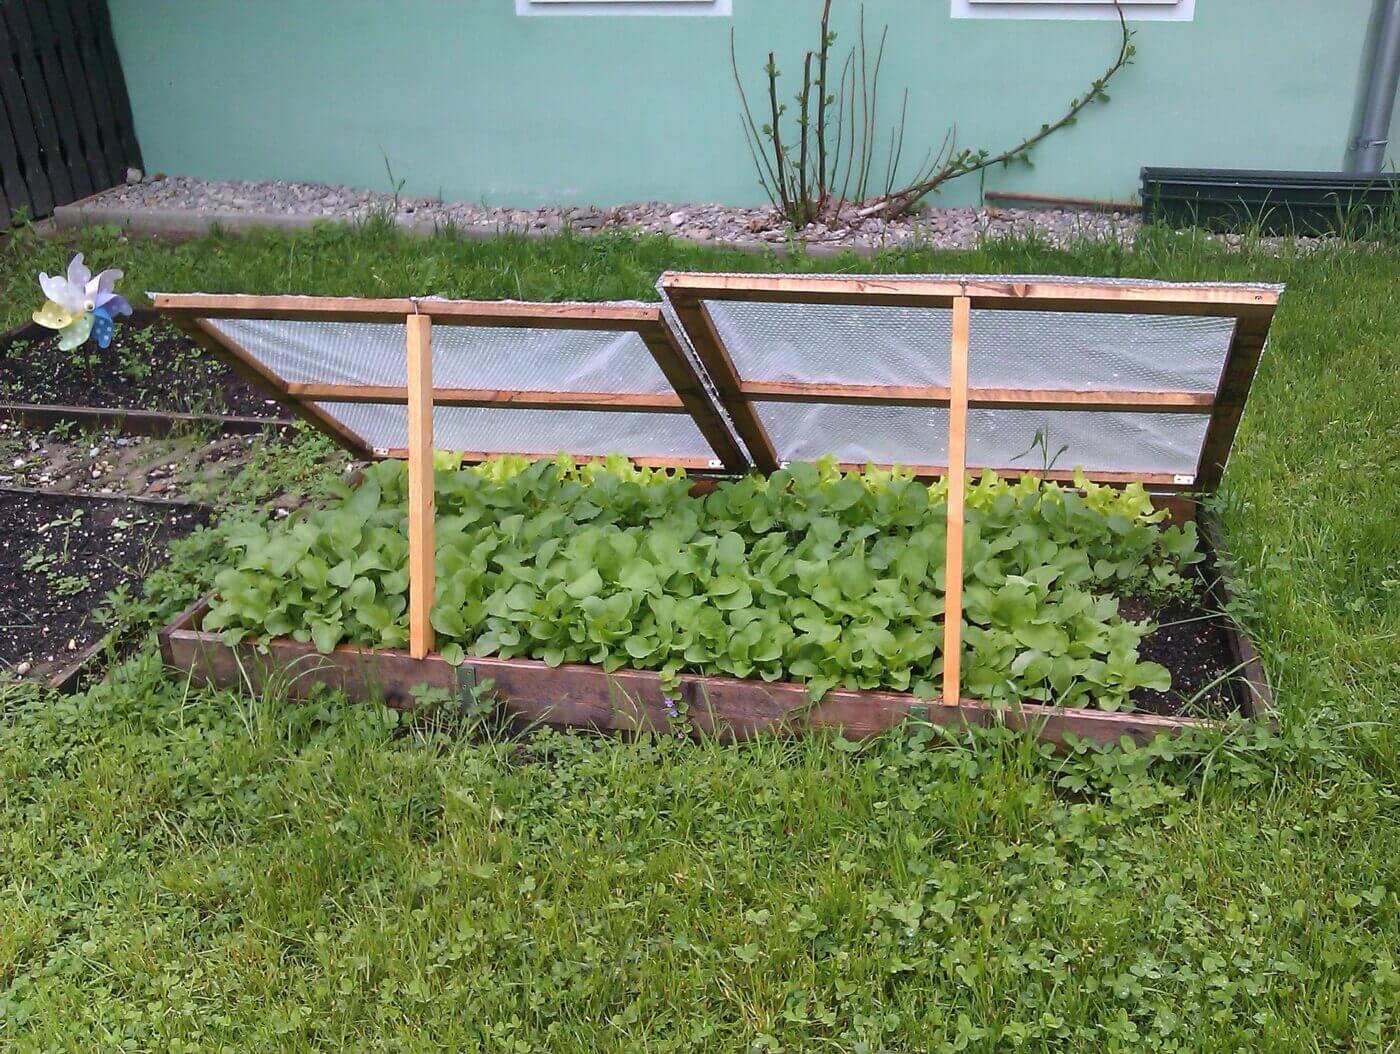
[
  {"x1": 659, "y1": 272, "x2": 1282, "y2": 492},
  {"x1": 152, "y1": 292, "x2": 750, "y2": 473}
]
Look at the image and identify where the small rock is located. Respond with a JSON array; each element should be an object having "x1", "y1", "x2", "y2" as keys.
[
  {"x1": 126, "y1": 166, "x2": 143, "y2": 184},
  {"x1": 16, "y1": 661, "x2": 31, "y2": 677},
  {"x1": 688, "y1": 227, "x2": 712, "y2": 241},
  {"x1": 669, "y1": 211, "x2": 687, "y2": 227}
]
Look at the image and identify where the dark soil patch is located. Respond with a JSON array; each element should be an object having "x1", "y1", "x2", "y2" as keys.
[
  {"x1": 0, "y1": 491, "x2": 209, "y2": 683},
  {"x1": 0, "y1": 317, "x2": 291, "y2": 419},
  {"x1": 1120, "y1": 581, "x2": 1239, "y2": 719}
]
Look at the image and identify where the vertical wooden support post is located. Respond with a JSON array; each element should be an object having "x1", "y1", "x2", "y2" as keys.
[
  {"x1": 406, "y1": 312, "x2": 434, "y2": 660},
  {"x1": 942, "y1": 296, "x2": 971, "y2": 707}
]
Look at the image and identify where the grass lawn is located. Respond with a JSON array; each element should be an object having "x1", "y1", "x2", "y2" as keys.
[{"x1": 1, "y1": 221, "x2": 1397, "y2": 1051}]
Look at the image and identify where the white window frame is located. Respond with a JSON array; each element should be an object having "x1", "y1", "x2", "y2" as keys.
[
  {"x1": 517, "y1": 0, "x2": 730, "y2": 15},
  {"x1": 952, "y1": 0, "x2": 1194, "y2": 20}
]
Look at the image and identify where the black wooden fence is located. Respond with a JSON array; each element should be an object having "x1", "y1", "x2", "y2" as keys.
[{"x1": 0, "y1": 0, "x2": 141, "y2": 229}]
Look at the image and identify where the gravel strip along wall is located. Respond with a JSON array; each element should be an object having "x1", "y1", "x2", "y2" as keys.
[{"x1": 56, "y1": 176, "x2": 1143, "y2": 254}]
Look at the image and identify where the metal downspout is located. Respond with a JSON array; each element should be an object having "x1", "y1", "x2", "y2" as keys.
[{"x1": 1349, "y1": 0, "x2": 1400, "y2": 172}]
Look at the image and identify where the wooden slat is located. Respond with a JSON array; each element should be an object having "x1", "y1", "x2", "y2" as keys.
[
  {"x1": 0, "y1": 9, "x2": 53, "y2": 218},
  {"x1": 1194, "y1": 315, "x2": 1270, "y2": 491},
  {"x1": 177, "y1": 317, "x2": 375, "y2": 458},
  {"x1": 22, "y1": 2, "x2": 96, "y2": 200},
  {"x1": 406, "y1": 314, "x2": 434, "y2": 660},
  {"x1": 942, "y1": 297, "x2": 970, "y2": 707},
  {"x1": 287, "y1": 383, "x2": 689, "y2": 412},
  {"x1": 60, "y1": 0, "x2": 127, "y2": 185},
  {"x1": 661, "y1": 272, "x2": 1280, "y2": 318},
  {"x1": 740, "y1": 380, "x2": 1214, "y2": 413},
  {"x1": 41, "y1": 0, "x2": 111, "y2": 189},
  {"x1": 665, "y1": 292, "x2": 781, "y2": 472},
  {"x1": 379, "y1": 450, "x2": 722, "y2": 471},
  {"x1": 152, "y1": 293, "x2": 663, "y2": 329},
  {"x1": 3, "y1": 4, "x2": 76, "y2": 206},
  {"x1": 161, "y1": 599, "x2": 1237, "y2": 749},
  {"x1": 84, "y1": 0, "x2": 143, "y2": 170},
  {"x1": 0, "y1": 402, "x2": 288, "y2": 438},
  {"x1": 638, "y1": 321, "x2": 750, "y2": 472}
]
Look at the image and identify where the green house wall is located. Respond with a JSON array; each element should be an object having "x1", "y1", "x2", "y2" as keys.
[{"x1": 108, "y1": 0, "x2": 1394, "y2": 208}]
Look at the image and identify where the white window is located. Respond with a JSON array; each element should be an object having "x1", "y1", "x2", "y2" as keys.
[
  {"x1": 952, "y1": 0, "x2": 1194, "y2": 20},
  {"x1": 517, "y1": 0, "x2": 730, "y2": 15}
]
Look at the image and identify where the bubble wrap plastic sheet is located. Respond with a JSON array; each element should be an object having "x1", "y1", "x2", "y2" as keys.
[
  {"x1": 755, "y1": 402, "x2": 1210, "y2": 475},
  {"x1": 700, "y1": 300, "x2": 1235, "y2": 393},
  {"x1": 703, "y1": 300, "x2": 954, "y2": 386},
  {"x1": 967, "y1": 309, "x2": 1234, "y2": 392},
  {"x1": 205, "y1": 318, "x2": 672, "y2": 392},
  {"x1": 316, "y1": 402, "x2": 719, "y2": 460}
]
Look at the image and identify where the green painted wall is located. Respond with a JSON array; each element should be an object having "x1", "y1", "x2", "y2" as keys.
[{"x1": 108, "y1": 1, "x2": 1388, "y2": 208}]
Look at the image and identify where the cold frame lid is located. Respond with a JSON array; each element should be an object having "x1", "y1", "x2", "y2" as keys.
[
  {"x1": 658, "y1": 272, "x2": 1283, "y2": 492},
  {"x1": 151, "y1": 292, "x2": 749, "y2": 473}
]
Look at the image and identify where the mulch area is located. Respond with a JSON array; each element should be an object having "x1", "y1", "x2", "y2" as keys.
[
  {"x1": 0, "y1": 491, "x2": 209, "y2": 683},
  {"x1": 0, "y1": 317, "x2": 290, "y2": 419},
  {"x1": 1121, "y1": 581, "x2": 1240, "y2": 718}
]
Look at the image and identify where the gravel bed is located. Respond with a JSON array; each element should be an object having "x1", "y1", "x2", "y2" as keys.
[{"x1": 80, "y1": 175, "x2": 1146, "y2": 252}]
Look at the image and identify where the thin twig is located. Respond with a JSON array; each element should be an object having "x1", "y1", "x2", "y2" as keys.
[
  {"x1": 730, "y1": 29, "x2": 783, "y2": 207},
  {"x1": 858, "y1": 1, "x2": 1134, "y2": 218}
]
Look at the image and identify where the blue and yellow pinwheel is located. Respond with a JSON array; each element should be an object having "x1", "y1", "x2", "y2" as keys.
[{"x1": 33, "y1": 253, "x2": 133, "y2": 350}]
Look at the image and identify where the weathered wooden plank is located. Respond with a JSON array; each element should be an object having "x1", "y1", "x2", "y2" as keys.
[
  {"x1": 42, "y1": 0, "x2": 113, "y2": 189},
  {"x1": 661, "y1": 272, "x2": 1280, "y2": 317},
  {"x1": 665, "y1": 292, "x2": 781, "y2": 472},
  {"x1": 0, "y1": 402, "x2": 288, "y2": 437},
  {"x1": 638, "y1": 320, "x2": 750, "y2": 472},
  {"x1": 58, "y1": 0, "x2": 126, "y2": 185},
  {"x1": 286, "y1": 383, "x2": 689, "y2": 413},
  {"x1": 152, "y1": 293, "x2": 664, "y2": 329},
  {"x1": 741, "y1": 380, "x2": 1215, "y2": 413},
  {"x1": 84, "y1": 0, "x2": 143, "y2": 169},
  {"x1": 22, "y1": 2, "x2": 97, "y2": 199},
  {"x1": 0, "y1": 9, "x2": 53, "y2": 218},
  {"x1": 1197, "y1": 513, "x2": 1275, "y2": 723},
  {"x1": 1194, "y1": 315, "x2": 1271, "y2": 491},
  {"x1": 3, "y1": 3, "x2": 76, "y2": 205},
  {"x1": 832, "y1": 462, "x2": 1189, "y2": 488},
  {"x1": 158, "y1": 604, "x2": 1230, "y2": 750},
  {"x1": 378, "y1": 450, "x2": 722, "y2": 471}
]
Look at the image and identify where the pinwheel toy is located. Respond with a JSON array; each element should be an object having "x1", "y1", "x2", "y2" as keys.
[{"x1": 32, "y1": 253, "x2": 133, "y2": 350}]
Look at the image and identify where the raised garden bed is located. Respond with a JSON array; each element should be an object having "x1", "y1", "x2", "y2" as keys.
[
  {"x1": 151, "y1": 277, "x2": 1281, "y2": 748},
  {"x1": 158, "y1": 462, "x2": 1271, "y2": 747},
  {"x1": 3, "y1": 488, "x2": 209, "y2": 689},
  {"x1": 0, "y1": 309, "x2": 295, "y2": 437}
]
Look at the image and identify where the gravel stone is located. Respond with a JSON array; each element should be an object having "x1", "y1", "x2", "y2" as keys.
[{"x1": 74, "y1": 175, "x2": 1329, "y2": 254}]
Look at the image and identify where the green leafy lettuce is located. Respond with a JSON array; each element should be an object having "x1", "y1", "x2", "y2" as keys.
[{"x1": 204, "y1": 455, "x2": 1203, "y2": 711}]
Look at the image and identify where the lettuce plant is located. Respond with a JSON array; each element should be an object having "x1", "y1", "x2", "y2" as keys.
[{"x1": 204, "y1": 456, "x2": 1203, "y2": 712}]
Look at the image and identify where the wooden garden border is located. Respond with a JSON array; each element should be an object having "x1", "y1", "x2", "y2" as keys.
[
  {"x1": 0, "y1": 310, "x2": 295, "y2": 439},
  {"x1": 158, "y1": 505, "x2": 1274, "y2": 749}
]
